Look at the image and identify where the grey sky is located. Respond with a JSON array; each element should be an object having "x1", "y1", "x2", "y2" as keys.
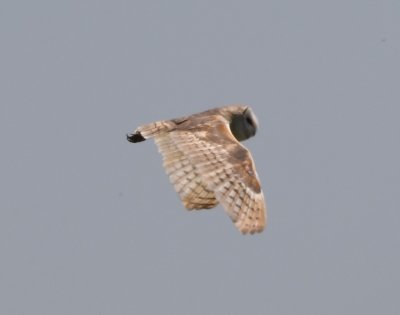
[{"x1": 1, "y1": 1, "x2": 399, "y2": 314}]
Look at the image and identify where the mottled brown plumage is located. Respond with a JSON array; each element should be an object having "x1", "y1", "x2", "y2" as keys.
[{"x1": 127, "y1": 105, "x2": 267, "y2": 234}]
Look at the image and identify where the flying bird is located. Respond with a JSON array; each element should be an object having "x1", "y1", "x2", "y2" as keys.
[{"x1": 127, "y1": 105, "x2": 267, "y2": 234}]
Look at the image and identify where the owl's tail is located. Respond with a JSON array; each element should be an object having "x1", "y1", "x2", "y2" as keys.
[{"x1": 127, "y1": 120, "x2": 175, "y2": 143}]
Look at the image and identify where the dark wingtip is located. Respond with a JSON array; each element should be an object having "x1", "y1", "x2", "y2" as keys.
[{"x1": 127, "y1": 132, "x2": 145, "y2": 143}]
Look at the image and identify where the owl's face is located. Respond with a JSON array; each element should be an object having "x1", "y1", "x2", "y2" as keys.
[{"x1": 230, "y1": 107, "x2": 259, "y2": 142}]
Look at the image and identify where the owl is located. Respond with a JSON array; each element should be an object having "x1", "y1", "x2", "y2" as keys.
[{"x1": 127, "y1": 105, "x2": 267, "y2": 234}]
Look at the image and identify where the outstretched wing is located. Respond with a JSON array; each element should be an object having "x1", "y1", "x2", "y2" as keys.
[
  {"x1": 154, "y1": 115, "x2": 266, "y2": 234},
  {"x1": 155, "y1": 133, "x2": 219, "y2": 210}
]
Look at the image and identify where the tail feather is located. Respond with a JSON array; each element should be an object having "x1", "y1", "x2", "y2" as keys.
[{"x1": 127, "y1": 120, "x2": 175, "y2": 143}]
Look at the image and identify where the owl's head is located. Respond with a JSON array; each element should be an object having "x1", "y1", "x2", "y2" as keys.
[{"x1": 230, "y1": 107, "x2": 259, "y2": 142}]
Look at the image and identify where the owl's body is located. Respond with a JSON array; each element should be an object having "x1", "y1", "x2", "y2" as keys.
[{"x1": 127, "y1": 105, "x2": 267, "y2": 234}]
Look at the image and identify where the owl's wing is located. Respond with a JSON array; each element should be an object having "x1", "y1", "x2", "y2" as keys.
[
  {"x1": 154, "y1": 134, "x2": 219, "y2": 210},
  {"x1": 155, "y1": 115, "x2": 266, "y2": 234}
]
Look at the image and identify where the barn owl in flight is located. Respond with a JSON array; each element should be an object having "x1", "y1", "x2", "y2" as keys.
[{"x1": 127, "y1": 105, "x2": 267, "y2": 234}]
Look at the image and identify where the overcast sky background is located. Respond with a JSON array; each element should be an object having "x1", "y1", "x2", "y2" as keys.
[{"x1": 1, "y1": 1, "x2": 399, "y2": 314}]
